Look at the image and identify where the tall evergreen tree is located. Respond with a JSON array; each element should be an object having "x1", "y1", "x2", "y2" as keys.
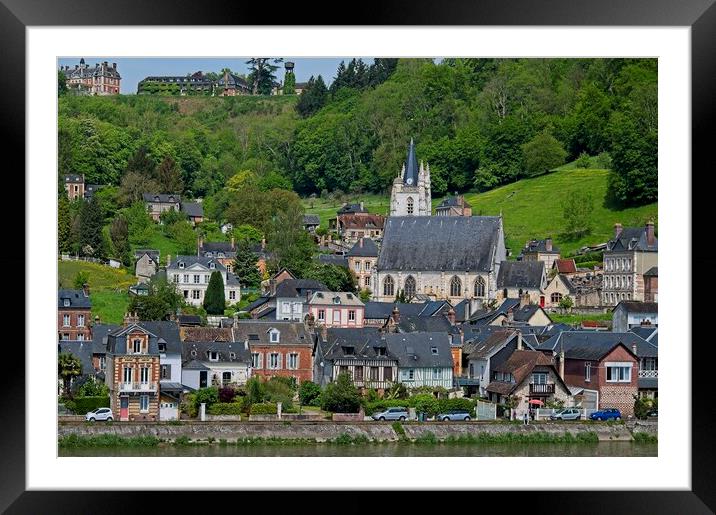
[
  {"x1": 156, "y1": 156, "x2": 184, "y2": 193},
  {"x1": 295, "y1": 75, "x2": 328, "y2": 118},
  {"x1": 283, "y1": 70, "x2": 296, "y2": 95},
  {"x1": 232, "y1": 242, "x2": 262, "y2": 288},
  {"x1": 330, "y1": 61, "x2": 348, "y2": 94},
  {"x1": 203, "y1": 271, "x2": 226, "y2": 314},
  {"x1": 78, "y1": 196, "x2": 104, "y2": 257},
  {"x1": 58, "y1": 195, "x2": 72, "y2": 253},
  {"x1": 246, "y1": 58, "x2": 283, "y2": 95},
  {"x1": 109, "y1": 214, "x2": 131, "y2": 265},
  {"x1": 125, "y1": 145, "x2": 156, "y2": 178}
]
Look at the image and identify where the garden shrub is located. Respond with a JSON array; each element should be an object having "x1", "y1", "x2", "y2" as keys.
[
  {"x1": 207, "y1": 401, "x2": 243, "y2": 416},
  {"x1": 72, "y1": 396, "x2": 110, "y2": 414},
  {"x1": 250, "y1": 402, "x2": 278, "y2": 415}
]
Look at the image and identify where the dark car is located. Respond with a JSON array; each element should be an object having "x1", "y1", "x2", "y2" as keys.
[
  {"x1": 590, "y1": 408, "x2": 621, "y2": 421},
  {"x1": 646, "y1": 408, "x2": 658, "y2": 418},
  {"x1": 436, "y1": 409, "x2": 472, "y2": 421}
]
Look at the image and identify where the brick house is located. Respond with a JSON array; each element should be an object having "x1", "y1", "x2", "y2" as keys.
[
  {"x1": 536, "y1": 331, "x2": 641, "y2": 416},
  {"x1": 143, "y1": 193, "x2": 181, "y2": 222},
  {"x1": 308, "y1": 291, "x2": 365, "y2": 328},
  {"x1": 60, "y1": 58, "x2": 121, "y2": 95},
  {"x1": 347, "y1": 237, "x2": 379, "y2": 291},
  {"x1": 234, "y1": 320, "x2": 314, "y2": 384},
  {"x1": 643, "y1": 267, "x2": 658, "y2": 302},
  {"x1": 105, "y1": 315, "x2": 162, "y2": 421},
  {"x1": 58, "y1": 287, "x2": 92, "y2": 341},
  {"x1": 64, "y1": 174, "x2": 85, "y2": 201}
]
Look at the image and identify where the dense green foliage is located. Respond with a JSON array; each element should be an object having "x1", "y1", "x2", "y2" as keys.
[
  {"x1": 203, "y1": 271, "x2": 226, "y2": 314},
  {"x1": 232, "y1": 242, "x2": 262, "y2": 288},
  {"x1": 66, "y1": 396, "x2": 110, "y2": 415},
  {"x1": 207, "y1": 401, "x2": 244, "y2": 416},
  {"x1": 250, "y1": 402, "x2": 278, "y2": 415},
  {"x1": 320, "y1": 373, "x2": 361, "y2": 413},
  {"x1": 298, "y1": 381, "x2": 322, "y2": 406},
  {"x1": 127, "y1": 276, "x2": 184, "y2": 320},
  {"x1": 58, "y1": 352, "x2": 83, "y2": 395}
]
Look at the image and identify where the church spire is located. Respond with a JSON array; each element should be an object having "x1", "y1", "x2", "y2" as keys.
[{"x1": 404, "y1": 138, "x2": 419, "y2": 186}]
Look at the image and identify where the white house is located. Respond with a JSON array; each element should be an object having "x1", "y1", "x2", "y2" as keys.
[
  {"x1": 181, "y1": 340, "x2": 252, "y2": 389},
  {"x1": 167, "y1": 256, "x2": 241, "y2": 307}
]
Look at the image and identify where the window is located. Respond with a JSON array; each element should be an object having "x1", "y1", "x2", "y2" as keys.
[
  {"x1": 139, "y1": 395, "x2": 149, "y2": 413},
  {"x1": 161, "y1": 364, "x2": 171, "y2": 379},
  {"x1": 210, "y1": 263, "x2": 216, "y2": 269},
  {"x1": 269, "y1": 353, "x2": 280, "y2": 369},
  {"x1": 133, "y1": 339, "x2": 142, "y2": 353},
  {"x1": 318, "y1": 309, "x2": 325, "y2": 321},
  {"x1": 62, "y1": 314, "x2": 70, "y2": 327},
  {"x1": 355, "y1": 366, "x2": 364, "y2": 381},
  {"x1": 61, "y1": 333, "x2": 69, "y2": 340},
  {"x1": 408, "y1": 369, "x2": 414, "y2": 380},
  {"x1": 77, "y1": 315, "x2": 85, "y2": 327},
  {"x1": 222, "y1": 372, "x2": 232, "y2": 386},
  {"x1": 270, "y1": 330, "x2": 280, "y2": 343},
  {"x1": 183, "y1": 290, "x2": 189, "y2": 299},
  {"x1": 370, "y1": 367, "x2": 380, "y2": 381},
  {"x1": 339, "y1": 365, "x2": 349, "y2": 376},
  {"x1": 99, "y1": 356, "x2": 106, "y2": 371},
  {"x1": 333, "y1": 310, "x2": 341, "y2": 323},
  {"x1": 287, "y1": 353, "x2": 298, "y2": 370},
  {"x1": 355, "y1": 260, "x2": 361, "y2": 272},
  {"x1": 585, "y1": 362, "x2": 591, "y2": 382},
  {"x1": 229, "y1": 290, "x2": 236, "y2": 300},
  {"x1": 183, "y1": 274, "x2": 189, "y2": 283},
  {"x1": 173, "y1": 274, "x2": 180, "y2": 283},
  {"x1": 474, "y1": 277, "x2": 486, "y2": 297},
  {"x1": 431, "y1": 347, "x2": 438, "y2": 355},
  {"x1": 348, "y1": 310, "x2": 356, "y2": 322},
  {"x1": 208, "y1": 351, "x2": 219, "y2": 362},
  {"x1": 192, "y1": 290, "x2": 201, "y2": 300},
  {"x1": 383, "y1": 275, "x2": 394, "y2": 297},
  {"x1": 251, "y1": 353, "x2": 261, "y2": 368},
  {"x1": 194, "y1": 275, "x2": 200, "y2": 284},
  {"x1": 63, "y1": 299, "x2": 70, "y2": 307},
  {"x1": 551, "y1": 293, "x2": 563, "y2": 304},
  {"x1": 606, "y1": 363, "x2": 632, "y2": 383},
  {"x1": 282, "y1": 302, "x2": 291, "y2": 314},
  {"x1": 179, "y1": 262, "x2": 185, "y2": 269},
  {"x1": 433, "y1": 368, "x2": 443, "y2": 380},
  {"x1": 384, "y1": 367, "x2": 393, "y2": 381},
  {"x1": 204, "y1": 274, "x2": 210, "y2": 283},
  {"x1": 140, "y1": 366, "x2": 149, "y2": 384},
  {"x1": 123, "y1": 366, "x2": 132, "y2": 383},
  {"x1": 531, "y1": 372, "x2": 547, "y2": 384},
  {"x1": 450, "y1": 276, "x2": 462, "y2": 297},
  {"x1": 406, "y1": 197, "x2": 414, "y2": 215},
  {"x1": 364, "y1": 276, "x2": 371, "y2": 288},
  {"x1": 404, "y1": 276, "x2": 416, "y2": 298}
]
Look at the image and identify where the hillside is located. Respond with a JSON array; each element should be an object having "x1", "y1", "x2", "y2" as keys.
[{"x1": 305, "y1": 167, "x2": 657, "y2": 256}]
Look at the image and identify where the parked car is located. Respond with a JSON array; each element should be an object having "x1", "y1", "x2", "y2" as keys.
[
  {"x1": 436, "y1": 409, "x2": 472, "y2": 421},
  {"x1": 646, "y1": 408, "x2": 658, "y2": 418},
  {"x1": 85, "y1": 407, "x2": 114, "y2": 422},
  {"x1": 550, "y1": 408, "x2": 581, "y2": 421},
  {"x1": 371, "y1": 407, "x2": 409, "y2": 421},
  {"x1": 589, "y1": 408, "x2": 621, "y2": 421}
]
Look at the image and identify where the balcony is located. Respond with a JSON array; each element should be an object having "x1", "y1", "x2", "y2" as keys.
[
  {"x1": 119, "y1": 382, "x2": 158, "y2": 392},
  {"x1": 638, "y1": 370, "x2": 658, "y2": 378},
  {"x1": 529, "y1": 383, "x2": 555, "y2": 395}
]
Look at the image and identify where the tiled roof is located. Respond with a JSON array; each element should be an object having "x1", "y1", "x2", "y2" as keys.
[
  {"x1": 522, "y1": 239, "x2": 559, "y2": 254},
  {"x1": 182, "y1": 341, "x2": 251, "y2": 364},
  {"x1": 181, "y1": 327, "x2": 234, "y2": 342},
  {"x1": 309, "y1": 291, "x2": 364, "y2": 306},
  {"x1": 303, "y1": 214, "x2": 321, "y2": 225},
  {"x1": 613, "y1": 301, "x2": 658, "y2": 314},
  {"x1": 553, "y1": 259, "x2": 577, "y2": 274},
  {"x1": 233, "y1": 321, "x2": 312, "y2": 346},
  {"x1": 536, "y1": 331, "x2": 645, "y2": 360},
  {"x1": 181, "y1": 202, "x2": 204, "y2": 218},
  {"x1": 608, "y1": 226, "x2": 658, "y2": 252}
]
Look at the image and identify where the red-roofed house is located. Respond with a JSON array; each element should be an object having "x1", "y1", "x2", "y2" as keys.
[{"x1": 553, "y1": 258, "x2": 577, "y2": 275}]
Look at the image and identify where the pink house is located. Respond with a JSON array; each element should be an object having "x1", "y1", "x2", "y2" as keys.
[{"x1": 308, "y1": 292, "x2": 365, "y2": 328}]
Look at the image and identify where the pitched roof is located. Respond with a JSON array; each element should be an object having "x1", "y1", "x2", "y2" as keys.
[
  {"x1": 232, "y1": 321, "x2": 312, "y2": 346},
  {"x1": 613, "y1": 301, "x2": 658, "y2": 313},
  {"x1": 181, "y1": 327, "x2": 234, "y2": 342},
  {"x1": 487, "y1": 350, "x2": 565, "y2": 396},
  {"x1": 338, "y1": 214, "x2": 385, "y2": 230},
  {"x1": 378, "y1": 216, "x2": 502, "y2": 272},
  {"x1": 275, "y1": 279, "x2": 327, "y2": 298},
  {"x1": 58, "y1": 289, "x2": 91, "y2": 309},
  {"x1": 629, "y1": 326, "x2": 658, "y2": 341},
  {"x1": 317, "y1": 254, "x2": 349, "y2": 268},
  {"x1": 303, "y1": 214, "x2": 321, "y2": 225},
  {"x1": 522, "y1": 239, "x2": 559, "y2": 254},
  {"x1": 134, "y1": 249, "x2": 160, "y2": 261},
  {"x1": 169, "y1": 255, "x2": 227, "y2": 271},
  {"x1": 309, "y1": 291, "x2": 364, "y2": 306},
  {"x1": 181, "y1": 202, "x2": 204, "y2": 218},
  {"x1": 183, "y1": 359, "x2": 211, "y2": 370},
  {"x1": 463, "y1": 329, "x2": 518, "y2": 359},
  {"x1": 553, "y1": 259, "x2": 577, "y2": 274},
  {"x1": 384, "y1": 332, "x2": 454, "y2": 368},
  {"x1": 536, "y1": 331, "x2": 644, "y2": 360},
  {"x1": 64, "y1": 174, "x2": 84, "y2": 183},
  {"x1": 363, "y1": 301, "x2": 448, "y2": 320},
  {"x1": 437, "y1": 196, "x2": 471, "y2": 209},
  {"x1": 347, "y1": 237, "x2": 379, "y2": 257},
  {"x1": 90, "y1": 324, "x2": 120, "y2": 354},
  {"x1": 608, "y1": 226, "x2": 658, "y2": 252},
  {"x1": 497, "y1": 260, "x2": 545, "y2": 289},
  {"x1": 58, "y1": 340, "x2": 96, "y2": 377},
  {"x1": 396, "y1": 315, "x2": 458, "y2": 335},
  {"x1": 337, "y1": 203, "x2": 367, "y2": 215},
  {"x1": 142, "y1": 193, "x2": 181, "y2": 203},
  {"x1": 318, "y1": 327, "x2": 395, "y2": 361},
  {"x1": 177, "y1": 315, "x2": 202, "y2": 326},
  {"x1": 644, "y1": 266, "x2": 658, "y2": 277},
  {"x1": 182, "y1": 341, "x2": 251, "y2": 364}
]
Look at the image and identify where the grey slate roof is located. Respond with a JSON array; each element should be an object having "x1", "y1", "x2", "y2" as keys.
[
  {"x1": 536, "y1": 331, "x2": 646, "y2": 360},
  {"x1": 608, "y1": 226, "x2": 658, "y2": 252},
  {"x1": 337, "y1": 203, "x2": 367, "y2": 215},
  {"x1": 106, "y1": 321, "x2": 182, "y2": 355},
  {"x1": 134, "y1": 249, "x2": 160, "y2": 261},
  {"x1": 183, "y1": 359, "x2": 211, "y2": 370},
  {"x1": 644, "y1": 266, "x2": 658, "y2": 277},
  {"x1": 318, "y1": 327, "x2": 395, "y2": 361},
  {"x1": 64, "y1": 174, "x2": 84, "y2": 183},
  {"x1": 384, "y1": 332, "x2": 453, "y2": 368},
  {"x1": 463, "y1": 329, "x2": 518, "y2": 358},
  {"x1": 629, "y1": 326, "x2": 658, "y2": 341},
  {"x1": 497, "y1": 260, "x2": 545, "y2": 289},
  {"x1": 397, "y1": 315, "x2": 458, "y2": 335},
  {"x1": 177, "y1": 315, "x2": 202, "y2": 326},
  {"x1": 275, "y1": 279, "x2": 327, "y2": 298},
  {"x1": 613, "y1": 301, "x2": 658, "y2": 314},
  {"x1": 303, "y1": 214, "x2": 321, "y2": 225},
  {"x1": 638, "y1": 377, "x2": 658, "y2": 389},
  {"x1": 91, "y1": 323, "x2": 120, "y2": 354},
  {"x1": 58, "y1": 340, "x2": 96, "y2": 376},
  {"x1": 468, "y1": 298, "x2": 551, "y2": 326},
  {"x1": 317, "y1": 254, "x2": 349, "y2": 268},
  {"x1": 183, "y1": 341, "x2": 251, "y2": 364},
  {"x1": 143, "y1": 193, "x2": 181, "y2": 203},
  {"x1": 58, "y1": 289, "x2": 91, "y2": 309},
  {"x1": 363, "y1": 301, "x2": 448, "y2": 320},
  {"x1": 522, "y1": 239, "x2": 559, "y2": 254},
  {"x1": 378, "y1": 216, "x2": 502, "y2": 272},
  {"x1": 170, "y1": 255, "x2": 228, "y2": 271},
  {"x1": 437, "y1": 196, "x2": 471, "y2": 208},
  {"x1": 347, "y1": 237, "x2": 379, "y2": 257},
  {"x1": 181, "y1": 202, "x2": 204, "y2": 218},
  {"x1": 233, "y1": 321, "x2": 312, "y2": 346},
  {"x1": 84, "y1": 184, "x2": 103, "y2": 200},
  {"x1": 246, "y1": 296, "x2": 271, "y2": 312}
]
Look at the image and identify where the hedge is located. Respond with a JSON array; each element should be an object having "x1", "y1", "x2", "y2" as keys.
[
  {"x1": 250, "y1": 402, "x2": 278, "y2": 415},
  {"x1": 67, "y1": 396, "x2": 110, "y2": 414},
  {"x1": 207, "y1": 401, "x2": 244, "y2": 416}
]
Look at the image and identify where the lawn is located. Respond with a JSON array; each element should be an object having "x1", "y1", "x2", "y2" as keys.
[
  {"x1": 302, "y1": 194, "x2": 390, "y2": 229},
  {"x1": 135, "y1": 227, "x2": 183, "y2": 262},
  {"x1": 549, "y1": 312, "x2": 614, "y2": 326},
  {"x1": 89, "y1": 290, "x2": 131, "y2": 325}
]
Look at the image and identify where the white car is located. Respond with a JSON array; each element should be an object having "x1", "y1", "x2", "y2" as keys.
[{"x1": 85, "y1": 407, "x2": 114, "y2": 422}]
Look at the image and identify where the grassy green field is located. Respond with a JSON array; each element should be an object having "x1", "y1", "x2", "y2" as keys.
[
  {"x1": 304, "y1": 167, "x2": 657, "y2": 256},
  {"x1": 302, "y1": 194, "x2": 390, "y2": 228},
  {"x1": 58, "y1": 261, "x2": 135, "y2": 324},
  {"x1": 549, "y1": 312, "x2": 613, "y2": 326},
  {"x1": 135, "y1": 228, "x2": 182, "y2": 261}
]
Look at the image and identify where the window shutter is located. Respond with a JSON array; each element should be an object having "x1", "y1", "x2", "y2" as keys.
[{"x1": 277, "y1": 353, "x2": 283, "y2": 370}]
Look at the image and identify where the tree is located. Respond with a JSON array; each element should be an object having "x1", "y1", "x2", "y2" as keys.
[
  {"x1": 562, "y1": 191, "x2": 595, "y2": 239},
  {"x1": 298, "y1": 381, "x2": 322, "y2": 406},
  {"x1": 283, "y1": 70, "x2": 296, "y2": 95},
  {"x1": 558, "y1": 295, "x2": 574, "y2": 311},
  {"x1": 78, "y1": 196, "x2": 105, "y2": 257},
  {"x1": 232, "y1": 224, "x2": 263, "y2": 244},
  {"x1": 125, "y1": 201, "x2": 154, "y2": 245},
  {"x1": 58, "y1": 352, "x2": 82, "y2": 397},
  {"x1": 246, "y1": 376, "x2": 266, "y2": 406},
  {"x1": 521, "y1": 130, "x2": 567, "y2": 176},
  {"x1": 73, "y1": 271, "x2": 90, "y2": 289},
  {"x1": 156, "y1": 156, "x2": 184, "y2": 193},
  {"x1": 395, "y1": 289, "x2": 407, "y2": 303},
  {"x1": 58, "y1": 70, "x2": 68, "y2": 96},
  {"x1": 232, "y1": 242, "x2": 262, "y2": 288},
  {"x1": 166, "y1": 221, "x2": 197, "y2": 255},
  {"x1": 266, "y1": 199, "x2": 313, "y2": 275},
  {"x1": 203, "y1": 271, "x2": 226, "y2": 314},
  {"x1": 127, "y1": 276, "x2": 184, "y2": 320},
  {"x1": 246, "y1": 58, "x2": 283, "y2": 95},
  {"x1": 125, "y1": 145, "x2": 156, "y2": 178},
  {"x1": 320, "y1": 372, "x2": 361, "y2": 413},
  {"x1": 159, "y1": 207, "x2": 187, "y2": 227},
  {"x1": 295, "y1": 75, "x2": 328, "y2": 118},
  {"x1": 359, "y1": 288, "x2": 372, "y2": 303},
  {"x1": 109, "y1": 215, "x2": 131, "y2": 265},
  {"x1": 78, "y1": 377, "x2": 109, "y2": 397},
  {"x1": 58, "y1": 195, "x2": 72, "y2": 253},
  {"x1": 302, "y1": 263, "x2": 355, "y2": 292},
  {"x1": 119, "y1": 172, "x2": 162, "y2": 207}
]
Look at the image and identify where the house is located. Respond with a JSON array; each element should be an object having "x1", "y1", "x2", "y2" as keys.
[
  {"x1": 644, "y1": 267, "x2": 658, "y2": 302},
  {"x1": 199, "y1": 237, "x2": 237, "y2": 272},
  {"x1": 485, "y1": 350, "x2": 572, "y2": 420},
  {"x1": 273, "y1": 279, "x2": 328, "y2": 322},
  {"x1": 333, "y1": 213, "x2": 386, "y2": 246},
  {"x1": 631, "y1": 328, "x2": 658, "y2": 399},
  {"x1": 167, "y1": 256, "x2": 241, "y2": 307},
  {"x1": 294, "y1": 82, "x2": 308, "y2": 95},
  {"x1": 390, "y1": 139, "x2": 431, "y2": 217},
  {"x1": 552, "y1": 258, "x2": 578, "y2": 276},
  {"x1": 177, "y1": 314, "x2": 202, "y2": 327},
  {"x1": 317, "y1": 253, "x2": 349, "y2": 269},
  {"x1": 602, "y1": 221, "x2": 658, "y2": 305},
  {"x1": 520, "y1": 238, "x2": 560, "y2": 270},
  {"x1": 182, "y1": 202, "x2": 204, "y2": 225},
  {"x1": 543, "y1": 274, "x2": 576, "y2": 308},
  {"x1": 234, "y1": 321, "x2": 314, "y2": 384},
  {"x1": 261, "y1": 268, "x2": 296, "y2": 296},
  {"x1": 61, "y1": 59, "x2": 121, "y2": 95},
  {"x1": 362, "y1": 300, "x2": 450, "y2": 327},
  {"x1": 143, "y1": 193, "x2": 181, "y2": 222},
  {"x1": 104, "y1": 315, "x2": 163, "y2": 421},
  {"x1": 134, "y1": 250, "x2": 160, "y2": 283},
  {"x1": 347, "y1": 237, "x2": 379, "y2": 291},
  {"x1": 58, "y1": 286, "x2": 92, "y2": 341},
  {"x1": 497, "y1": 260, "x2": 547, "y2": 306},
  {"x1": 90, "y1": 323, "x2": 120, "y2": 375},
  {"x1": 64, "y1": 174, "x2": 85, "y2": 200},
  {"x1": 612, "y1": 301, "x2": 658, "y2": 332},
  {"x1": 563, "y1": 272, "x2": 603, "y2": 307},
  {"x1": 303, "y1": 214, "x2": 321, "y2": 234},
  {"x1": 182, "y1": 340, "x2": 251, "y2": 389},
  {"x1": 217, "y1": 70, "x2": 251, "y2": 96},
  {"x1": 468, "y1": 297, "x2": 553, "y2": 328},
  {"x1": 128, "y1": 283, "x2": 150, "y2": 296},
  {"x1": 435, "y1": 195, "x2": 472, "y2": 217},
  {"x1": 385, "y1": 332, "x2": 454, "y2": 389},
  {"x1": 83, "y1": 183, "x2": 104, "y2": 201},
  {"x1": 308, "y1": 291, "x2": 365, "y2": 328},
  {"x1": 313, "y1": 327, "x2": 398, "y2": 392},
  {"x1": 374, "y1": 215, "x2": 506, "y2": 302},
  {"x1": 536, "y1": 331, "x2": 642, "y2": 416},
  {"x1": 137, "y1": 71, "x2": 214, "y2": 95}
]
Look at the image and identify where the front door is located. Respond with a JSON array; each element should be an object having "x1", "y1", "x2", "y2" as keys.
[
  {"x1": 120, "y1": 397, "x2": 129, "y2": 421},
  {"x1": 539, "y1": 296, "x2": 545, "y2": 307},
  {"x1": 199, "y1": 371, "x2": 208, "y2": 388}
]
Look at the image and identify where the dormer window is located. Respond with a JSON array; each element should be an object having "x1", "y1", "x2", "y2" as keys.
[
  {"x1": 205, "y1": 252, "x2": 212, "y2": 257},
  {"x1": 209, "y1": 262, "x2": 216, "y2": 269},
  {"x1": 63, "y1": 298, "x2": 70, "y2": 307},
  {"x1": 374, "y1": 347, "x2": 386, "y2": 356},
  {"x1": 208, "y1": 351, "x2": 219, "y2": 362},
  {"x1": 158, "y1": 343, "x2": 166, "y2": 352},
  {"x1": 333, "y1": 296, "x2": 341, "y2": 304},
  {"x1": 133, "y1": 339, "x2": 142, "y2": 354},
  {"x1": 190, "y1": 350, "x2": 197, "y2": 358},
  {"x1": 179, "y1": 262, "x2": 185, "y2": 269},
  {"x1": 270, "y1": 330, "x2": 280, "y2": 343},
  {"x1": 342, "y1": 346, "x2": 355, "y2": 356},
  {"x1": 230, "y1": 352, "x2": 236, "y2": 360},
  {"x1": 431, "y1": 347, "x2": 438, "y2": 355}
]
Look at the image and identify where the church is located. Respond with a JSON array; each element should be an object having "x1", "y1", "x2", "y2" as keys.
[{"x1": 373, "y1": 139, "x2": 506, "y2": 303}]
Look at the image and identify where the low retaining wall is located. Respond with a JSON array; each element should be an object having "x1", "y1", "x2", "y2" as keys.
[
  {"x1": 58, "y1": 420, "x2": 655, "y2": 443},
  {"x1": 206, "y1": 415, "x2": 241, "y2": 422}
]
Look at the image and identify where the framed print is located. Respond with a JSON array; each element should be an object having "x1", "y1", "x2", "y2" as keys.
[{"x1": 2, "y1": 0, "x2": 714, "y2": 512}]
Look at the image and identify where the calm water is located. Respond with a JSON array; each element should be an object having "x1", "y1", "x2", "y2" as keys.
[{"x1": 60, "y1": 442, "x2": 657, "y2": 457}]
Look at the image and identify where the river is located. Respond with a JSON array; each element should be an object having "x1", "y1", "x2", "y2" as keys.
[{"x1": 60, "y1": 442, "x2": 656, "y2": 457}]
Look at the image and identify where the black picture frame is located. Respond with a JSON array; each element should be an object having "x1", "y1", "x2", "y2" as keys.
[{"x1": 2, "y1": 0, "x2": 713, "y2": 512}]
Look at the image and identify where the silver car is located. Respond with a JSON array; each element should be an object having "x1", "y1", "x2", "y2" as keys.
[
  {"x1": 372, "y1": 407, "x2": 409, "y2": 421},
  {"x1": 85, "y1": 407, "x2": 114, "y2": 422},
  {"x1": 549, "y1": 408, "x2": 581, "y2": 421},
  {"x1": 436, "y1": 409, "x2": 472, "y2": 421}
]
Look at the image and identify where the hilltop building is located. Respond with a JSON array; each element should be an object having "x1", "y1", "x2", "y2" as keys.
[
  {"x1": 389, "y1": 139, "x2": 431, "y2": 217},
  {"x1": 60, "y1": 58, "x2": 121, "y2": 95}
]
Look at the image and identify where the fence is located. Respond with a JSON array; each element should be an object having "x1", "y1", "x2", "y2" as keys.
[
  {"x1": 534, "y1": 408, "x2": 598, "y2": 420},
  {"x1": 60, "y1": 254, "x2": 123, "y2": 268},
  {"x1": 476, "y1": 400, "x2": 497, "y2": 421}
]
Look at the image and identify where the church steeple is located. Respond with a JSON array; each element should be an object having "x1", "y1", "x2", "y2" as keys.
[{"x1": 404, "y1": 138, "x2": 419, "y2": 186}]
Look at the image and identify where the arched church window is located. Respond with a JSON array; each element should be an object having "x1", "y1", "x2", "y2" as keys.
[
  {"x1": 474, "y1": 277, "x2": 486, "y2": 297},
  {"x1": 404, "y1": 276, "x2": 416, "y2": 298},
  {"x1": 450, "y1": 276, "x2": 462, "y2": 297},
  {"x1": 383, "y1": 276, "x2": 394, "y2": 297},
  {"x1": 407, "y1": 197, "x2": 414, "y2": 215}
]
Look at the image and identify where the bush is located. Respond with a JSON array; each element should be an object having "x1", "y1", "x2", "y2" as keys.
[
  {"x1": 71, "y1": 396, "x2": 110, "y2": 414},
  {"x1": 208, "y1": 401, "x2": 243, "y2": 416},
  {"x1": 320, "y1": 373, "x2": 361, "y2": 413},
  {"x1": 633, "y1": 396, "x2": 657, "y2": 419},
  {"x1": 299, "y1": 381, "x2": 321, "y2": 405},
  {"x1": 575, "y1": 152, "x2": 592, "y2": 169},
  {"x1": 250, "y1": 402, "x2": 278, "y2": 415},
  {"x1": 218, "y1": 387, "x2": 237, "y2": 403},
  {"x1": 77, "y1": 378, "x2": 109, "y2": 397},
  {"x1": 594, "y1": 151, "x2": 612, "y2": 169}
]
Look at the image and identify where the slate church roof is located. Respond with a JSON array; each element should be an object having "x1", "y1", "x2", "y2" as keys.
[
  {"x1": 497, "y1": 261, "x2": 545, "y2": 289},
  {"x1": 378, "y1": 216, "x2": 502, "y2": 272}
]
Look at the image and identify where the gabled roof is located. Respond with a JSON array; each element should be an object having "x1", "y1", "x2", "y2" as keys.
[
  {"x1": 396, "y1": 315, "x2": 458, "y2": 335},
  {"x1": 613, "y1": 301, "x2": 658, "y2": 314},
  {"x1": 317, "y1": 254, "x2": 349, "y2": 268},
  {"x1": 233, "y1": 321, "x2": 312, "y2": 346},
  {"x1": 64, "y1": 174, "x2": 84, "y2": 183},
  {"x1": 181, "y1": 202, "x2": 203, "y2": 218},
  {"x1": 337, "y1": 203, "x2": 367, "y2": 215},
  {"x1": 384, "y1": 332, "x2": 453, "y2": 368},
  {"x1": 182, "y1": 341, "x2": 251, "y2": 365},
  {"x1": 142, "y1": 193, "x2": 181, "y2": 203},
  {"x1": 90, "y1": 324, "x2": 120, "y2": 354},
  {"x1": 318, "y1": 327, "x2": 395, "y2": 362},
  {"x1": 553, "y1": 259, "x2": 577, "y2": 274},
  {"x1": 497, "y1": 260, "x2": 545, "y2": 289},
  {"x1": 363, "y1": 301, "x2": 449, "y2": 320},
  {"x1": 608, "y1": 226, "x2": 657, "y2": 252},
  {"x1": 468, "y1": 298, "x2": 551, "y2": 326},
  {"x1": 58, "y1": 289, "x2": 91, "y2": 309},
  {"x1": 58, "y1": 340, "x2": 96, "y2": 377},
  {"x1": 536, "y1": 331, "x2": 644, "y2": 360},
  {"x1": 200, "y1": 241, "x2": 235, "y2": 255},
  {"x1": 303, "y1": 214, "x2": 321, "y2": 225},
  {"x1": 177, "y1": 315, "x2": 202, "y2": 326},
  {"x1": 437, "y1": 196, "x2": 471, "y2": 209},
  {"x1": 463, "y1": 329, "x2": 519, "y2": 359},
  {"x1": 309, "y1": 291, "x2": 364, "y2": 306},
  {"x1": 275, "y1": 279, "x2": 327, "y2": 298},
  {"x1": 181, "y1": 327, "x2": 234, "y2": 343},
  {"x1": 378, "y1": 216, "x2": 502, "y2": 272},
  {"x1": 644, "y1": 266, "x2": 658, "y2": 277},
  {"x1": 134, "y1": 249, "x2": 160, "y2": 261},
  {"x1": 347, "y1": 237, "x2": 379, "y2": 257},
  {"x1": 338, "y1": 214, "x2": 385, "y2": 230},
  {"x1": 487, "y1": 350, "x2": 567, "y2": 396},
  {"x1": 522, "y1": 239, "x2": 559, "y2": 254},
  {"x1": 169, "y1": 255, "x2": 227, "y2": 271}
]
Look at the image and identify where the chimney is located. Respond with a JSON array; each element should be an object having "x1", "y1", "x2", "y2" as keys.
[
  {"x1": 646, "y1": 220, "x2": 655, "y2": 246},
  {"x1": 231, "y1": 236, "x2": 235, "y2": 251},
  {"x1": 464, "y1": 301, "x2": 470, "y2": 322},
  {"x1": 123, "y1": 312, "x2": 139, "y2": 327},
  {"x1": 447, "y1": 307, "x2": 456, "y2": 325},
  {"x1": 359, "y1": 238, "x2": 364, "y2": 248},
  {"x1": 614, "y1": 223, "x2": 623, "y2": 240},
  {"x1": 559, "y1": 349, "x2": 565, "y2": 380},
  {"x1": 113, "y1": 62, "x2": 117, "y2": 69},
  {"x1": 82, "y1": 283, "x2": 90, "y2": 297},
  {"x1": 545, "y1": 237, "x2": 553, "y2": 252},
  {"x1": 94, "y1": 315, "x2": 101, "y2": 325},
  {"x1": 516, "y1": 330, "x2": 523, "y2": 350},
  {"x1": 391, "y1": 305, "x2": 401, "y2": 325}
]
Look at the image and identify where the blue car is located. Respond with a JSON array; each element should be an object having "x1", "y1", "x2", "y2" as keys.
[{"x1": 590, "y1": 408, "x2": 621, "y2": 421}]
